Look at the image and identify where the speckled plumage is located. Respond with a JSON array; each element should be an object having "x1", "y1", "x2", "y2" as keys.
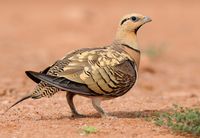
[
  {"x1": 6, "y1": 13, "x2": 151, "y2": 117},
  {"x1": 32, "y1": 42, "x2": 139, "y2": 99}
]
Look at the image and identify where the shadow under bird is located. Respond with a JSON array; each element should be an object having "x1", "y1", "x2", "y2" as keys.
[{"x1": 6, "y1": 13, "x2": 152, "y2": 118}]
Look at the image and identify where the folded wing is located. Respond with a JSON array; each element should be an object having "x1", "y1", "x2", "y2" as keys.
[{"x1": 26, "y1": 47, "x2": 137, "y2": 97}]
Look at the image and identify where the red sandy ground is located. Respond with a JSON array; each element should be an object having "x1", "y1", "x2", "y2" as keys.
[{"x1": 0, "y1": 0, "x2": 199, "y2": 137}]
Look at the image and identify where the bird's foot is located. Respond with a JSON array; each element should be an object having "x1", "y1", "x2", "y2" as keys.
[
  {"x1": 71, "y1": 113, "x2": 87, "y2": 118},
  {"x1": 101, "y1": 113, "x2": 118, "y2": 120}
]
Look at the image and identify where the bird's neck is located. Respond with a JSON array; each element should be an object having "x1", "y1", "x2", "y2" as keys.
[{"x1": 115, "y1": 29, "x2": 139, "y2": 50}]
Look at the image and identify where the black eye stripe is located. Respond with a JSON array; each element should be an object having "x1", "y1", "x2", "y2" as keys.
[
  {"x1": 120, "y1": 16, "x2": 139, "y2": 25},
  {"x1": 120, "y1": 18, "x2": 129, "y2": 25}
]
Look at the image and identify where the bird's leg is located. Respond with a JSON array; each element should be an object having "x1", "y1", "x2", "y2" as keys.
[
  {"x1": 66, "y1": 92, "x2": 85, "y2": 117},
  {"x1": 92, "y1": 97, "x2": 108, "y2": 118}
]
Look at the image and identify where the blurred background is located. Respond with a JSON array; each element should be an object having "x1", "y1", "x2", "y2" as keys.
[{"x1": 0, "y1": 0, "x2": 200, "y2": 137}]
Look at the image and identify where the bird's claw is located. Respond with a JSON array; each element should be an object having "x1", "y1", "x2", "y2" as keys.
[{"x1": 71, "y1": 113, "x2": 87, "y2": 118}]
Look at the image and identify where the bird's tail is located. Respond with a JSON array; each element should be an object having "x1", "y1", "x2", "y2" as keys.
[{"x1": 4, "y1": 94, "x2": 32, "y2": 114}]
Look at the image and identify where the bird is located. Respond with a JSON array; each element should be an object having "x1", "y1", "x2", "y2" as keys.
[{"x1": 6, "y1": 13, "x2": 152, "y2": 118}]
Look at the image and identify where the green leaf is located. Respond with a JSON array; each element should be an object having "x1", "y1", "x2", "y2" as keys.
[{"x1": 80, "y1": 126, "x2": 97, "y2": 135}]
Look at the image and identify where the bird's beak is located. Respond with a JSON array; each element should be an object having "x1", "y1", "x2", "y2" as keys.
[{"x1": 142, "y1": 16, "x2": 152, "y2": 23}]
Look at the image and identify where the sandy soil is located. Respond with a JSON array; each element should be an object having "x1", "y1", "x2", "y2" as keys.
[{"x1": 0, "y1": 0, "x2": 200, "y2": 137}]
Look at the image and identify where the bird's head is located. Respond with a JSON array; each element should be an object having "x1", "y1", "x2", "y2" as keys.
[
  {"x1": 119, "y1": 13, "x2": 152, "y2": 33},
  {"x1": 115, "y1": 13, "x2": 152, "y2": 49}
]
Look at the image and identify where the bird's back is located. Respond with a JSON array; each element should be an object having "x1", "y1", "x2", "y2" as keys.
[{"x1": 29, "y1": 42, "x2": 139, "y2": 99}]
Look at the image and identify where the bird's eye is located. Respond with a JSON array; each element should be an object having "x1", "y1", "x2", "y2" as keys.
[{"x1": 130, "y1": 16, "x2": 138, "y2": 22}]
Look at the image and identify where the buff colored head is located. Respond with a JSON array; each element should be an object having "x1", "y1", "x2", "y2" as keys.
[
  {"x1": 120, "y1": 13, "x2": 152, "y2": 33},
  {"x1": 115, "y1": 13, "x2": 152, "y2": 49},
  {"x1": 119, "y1": 13, "x2": 152, "y2": 33}
]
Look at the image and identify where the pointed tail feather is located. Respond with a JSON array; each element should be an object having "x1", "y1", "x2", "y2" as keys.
[{"x1": 4, "y1": 94, "x2": 31, "y2": 114}]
